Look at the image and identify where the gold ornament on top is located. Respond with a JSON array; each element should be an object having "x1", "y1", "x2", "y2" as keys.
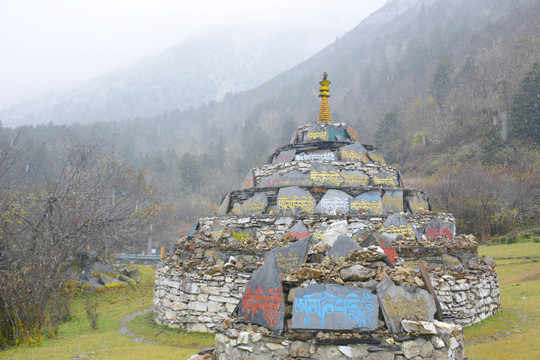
[{"x1": 318, "y1": 72, "x2": 332, "y2": 123}]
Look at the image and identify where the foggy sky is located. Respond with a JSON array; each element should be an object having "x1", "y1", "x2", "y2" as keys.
[{"x1": 0, "y1": 0, "x2": 385, "y2": 110}]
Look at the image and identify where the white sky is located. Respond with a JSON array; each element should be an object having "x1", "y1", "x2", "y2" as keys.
[{"x1": 0, "y1": 0, "x2": 386, "y2": 109}]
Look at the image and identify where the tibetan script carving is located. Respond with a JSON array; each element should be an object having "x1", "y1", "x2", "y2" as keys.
[
  {"x1": 382, "y1": 190, "x2": 403, "y2": 214},
  {"x1": 310, "y1": 169, "x2": 341, "y2": 186},
  {"x1": 241, "y1": 285, "x2": 283, "y2": 328},
  {"x1": 341, "y1": 148, "x2": 369, "y2": 162},
  {"x1": 306, "y1": 131, "x2": 327, "y2": 141},
  {"x1": 342, "y1": 171, "x2": 369, "y2": 187},
  {"x1": 295, "y1": 152, "x2": 336, "y2": 162},
  {"x1": 292, "y1": 284, "x2": 378, "y2": 331},
  {"x1": 278, "y1": 195, "x2": 315, "y2": 214},
  {"x1": 350, "y1": 198, "x2": 384, "y2": 214}
]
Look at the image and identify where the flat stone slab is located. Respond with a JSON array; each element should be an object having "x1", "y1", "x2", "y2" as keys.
[
  {"x1": 346, "y1": 124, "x2": 360, "y2": 143},
  {"x1": 295, "y1": 151, "x2": 336, "y2": 162},
  {"x1": 241, "y1": 169, "x2": 254, "y2": 189},
  {"x1": 425, "y1": 218, "x2": 455, "y2": 240},
  {"x1": 274, "y1": 149, "x2": 296, "y2": 163},
  {"x1": 216, "y1": 193, "x2": 230, "y2": 215},
  {"x1": 258, "y1": 174, "x2": 280, "y2": 188},
  {"x1": 379, "y1": 213, "x2": 416, "y2": 240},
  {"x1": 279, "y1": 170, "x2": 311, "y2": 187},
  {"x1": 341, "y1": 142, "x2": 370, "y2": 162},
  {"x1": 238, "y1": 255, "x2": 285, "y2": 334},
  {"x1": 406, "y1": 191, "x2": 430, "y2": 214},
  {"x1": 310, "y1": 162, "x2": 342, "y2": 187},
  {"x1": 286, "y1": 220, "x2": 311, "y2": 240},
  {"x1": 382, "y1": 190, "x2": 404, "y2": 214},
  {"x1": 350, "y1": 190, "x2": 383, "y2": 214},
  {"x1": 231, "y1": 228, "x2": 256, "y2": 242},
  {"x1": 305, "y1": 123, "x2": 328, "y2": 142},
  {"x1": 377, "y1": 277, "x2": 436, "y2": 334},
  {"x1": 368, "y1": 150, "x2": 385, "y2": 164},
  {"x1": 292, "y1": 284, "x2": 378, "y2": 332},
  {"x1": 360, "y1": 232, "x2": 399, "y2": 265},
  {"x1": 324, "y1": 235, "x2": 361, "y2": 263},
  {"x1": 316, "y1": 189, "x2": 352, "y2": 214},
  {"x1": 277, "y1": 186, "x2": 316, "y2": 215},
  {"x1": 268, "y1": 236, "x2": 310, "y2": 275},
  {"x1": 372, "y1": 171, "x2": 398, "y2": 187},
  {"x1": 241, "y1": 193, "x2": 267, "y2": 215},
  {"x1": 341, "y1": 170, "x2": 369, "y2": 187}
]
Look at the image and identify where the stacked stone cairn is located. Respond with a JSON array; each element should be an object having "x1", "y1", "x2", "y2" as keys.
[{"x1": 154, "y1": 73, "x2": 500, "y2": 359}]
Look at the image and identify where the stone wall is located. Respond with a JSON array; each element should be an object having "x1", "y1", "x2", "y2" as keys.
[
  {"x1": 431, "y1": 269, "x2": 501, "y2": 326},
  {"x1": 154, "y1": 264, "x2": 250, "y2": 332},
  {"x1": 214, "y1": 323, "x2": 466, "y2": 360}
]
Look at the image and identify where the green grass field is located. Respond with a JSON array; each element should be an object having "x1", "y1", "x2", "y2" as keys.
[
  {"x1": 1, "y1": 242, "x2": 538, "y2": 360},
  {"x1": 464, "y1": 242, "x2": 540, "y2": 360}
]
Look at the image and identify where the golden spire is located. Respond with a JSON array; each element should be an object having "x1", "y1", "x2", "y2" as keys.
[{"x1": 318, "y1": 72, "x2": 331, "y2": 123}]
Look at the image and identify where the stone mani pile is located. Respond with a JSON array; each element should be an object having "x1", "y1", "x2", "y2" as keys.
[{"x1": 153, "y1": 74, "x2": 500, "y2": 359}]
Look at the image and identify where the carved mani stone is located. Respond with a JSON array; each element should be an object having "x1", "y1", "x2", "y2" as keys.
[
  {"x1": 285, "y1": 220, "x2": 311, "y2": 240},
  {"x1": 241, "y1": 192, "x2": 267, "y2": 215},
  {"x1": 238, "y1": 254, "x2": 285, "y2": 334},
  {"x1": 277, "y1": 186, "x2": 316, "y2": 215},
  {"x1": 425, "y1": 218, "x2": 455, "y2": 240},
  {"x1": 376, "y1": 277, "x2": 436, "y2": 334},
  {"x1": 267, "y1": 236, "x2": 310, "y2": 275},
  {"x1": 292, "y1": 284, "x2": 378, "y2": 332},
  {"x1": 316, "y1": 189, "x2": 352, "y2": 214},
  {"x1": 324, "y1": 235, "x2": 361, "y2": 263}
]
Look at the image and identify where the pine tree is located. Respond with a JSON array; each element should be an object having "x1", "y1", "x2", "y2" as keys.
[{"x1": 509, "y1": 63, "x2": 540, "y2": 144}]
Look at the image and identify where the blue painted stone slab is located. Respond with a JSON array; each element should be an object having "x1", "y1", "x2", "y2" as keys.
[{"x1": 291, "y1": 284, "x2": 378, "y2": 332}]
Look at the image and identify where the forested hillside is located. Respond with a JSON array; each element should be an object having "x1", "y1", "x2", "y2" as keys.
[{"x1": 2, "y1": 0, "x2": 539, "y2": 242}]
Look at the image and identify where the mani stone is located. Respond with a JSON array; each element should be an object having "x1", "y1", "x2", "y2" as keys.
[
  {"x1": 341, "y1": 170, "x2": 370, "y2": 187},
  {"x1": 340, "y1": 142, "x2": 370, "y2": 162},
  {"x1": 277, "y1": 186, "x2": 316, "y2": 215},
  {"x1": 291, "y1": 284, "x2": 378, "y2": 332},
  {"x1": 325, "y1": 235, "x2": 361, "y2": 263},
  {"x1": 328, "y1": 126, "x2": 348, "y2": 141},
  {"x1": 310, "y1": 162, "x2": 342, "y2": 186},
  {"x1": 346, "y1": 123, "x2": 360, "y2": 143},
  {"x1": 267, "y1": 236, "x2": 310, "y2": 275},
  {"x1": 376, "y1": 276, "x2": 436, "y2": 334},
  {"x1": 350, "y1": 190, "x2": 383, "y2": 215},
  {"x1": 279, "y1": 170, "x2": 311, "y2": 187},
  {"x1": 286, "y1": 220, "x2": 311, "y2": 240},
  {"x1": 274, "y1": 149, "x2": 296, "y2": 163},
  {"x1": 360, "y1": 232, "x2": 399, "y2": 265},
  {"x1": 231, "y1": 203, "x2": 242, "y2": 215},
  {"x1": 425, "y1": 218, "x2": 455, "y2": 240},
  {"x1": 241, "y1": 169, "x2": 254, "y2": 189},
  {"x1": 379, "y1": 214, "x2": 416, "y2": 240},
  {"x1": 382, "y1": 190, "x2": 404, "y2": 214},
  {"x1": 312, "y1": 226, "x2": 327, "y2": 243},
  {"x1": 295, "y1": 151, "x2": 336, "y2": 162},
  {"x1": 238, "y1": 255, "x2": 285, "y2": 334},
  {"x1": 372, "y1": 171, "x2": 398, "y2": 188},
  {"x1": 231, "y1": 228, "x2": 256, "y2": 242},
  {"x1": 305, "y1": 123, "x2": 328, "y2": 142},
  {"x1": 316, "y1": 189, "x2": 352, "y2": 214},
  {"x1": 258, "y1": 174, "x2": 280, "y2": 188},
  {"x1": 241, "y1": 193, "x2": 268, "y2": 215},
  {"x1": 216, "y1": 193, "x2": 230, "y2": 215},
  {"x1": 406, "y1": 191, "x2": 430, "y2": 214},
  {"x1": 368, "y1": 150, "x2": 385, "y2": 164}
]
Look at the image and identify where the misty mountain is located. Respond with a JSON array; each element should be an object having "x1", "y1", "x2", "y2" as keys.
[{"x1": 0, "y1": 25, "x2": 334, "y2": 127}]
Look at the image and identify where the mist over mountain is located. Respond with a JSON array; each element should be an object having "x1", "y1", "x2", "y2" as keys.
[{"x1": 0, "y1": 25, "x2": 335, "y2": 127}]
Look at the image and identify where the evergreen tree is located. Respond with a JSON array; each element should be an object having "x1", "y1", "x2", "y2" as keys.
[{"x1": 509, "y1": 63, "x2": 540, "y2": 144}]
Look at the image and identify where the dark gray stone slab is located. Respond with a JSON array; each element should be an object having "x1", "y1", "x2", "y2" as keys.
[
  {"x1": 277, "y1": 186, "x2": 316, "y2": 215},
  {"x1": 231, "y1": 203, "x2": 242, "y2": 215},
  {"x1": 312, "y1": 226, "x2": 328, "y2": 243},
  {"x1": 291, "y1": 284, "x2": 378, "y2": 331},
  {"x1": 372, "y1": 171, "x2": 398, "y2": 188},
  {"x1": 359, "y1": 232, "x2": 399, "y2": 265},
  {"x1": 258, "y1": 174, "x2": 281, "y2": 188},
  {"x1": 406, "y1": 191, "x2": 430, "y2": 214},
  {"x1": 324, "y1": 235, "x2": 361, "y2": 263},
  {"x1": 268, "y1": 236, "x2": 310, "y2": 275},
  {"x1": 316, "y1": 189, "x2": 352, "y2": 214},
  {"x1": 274, "y1": 149, "x2": 296, "y2": 163},
  {"x1": 382, "y1": 190, "x2": 404, "y2": 214},
  {"x1": 341, "y1": 170, "x2": 369, "y2": 187},
  {"x1": 376, "y1": 277, "x2": 436, "y2": 334},
  {"x1": 238, "y1": 255, "x2": 285, "y2": 334},
  {"x1": 310, "y1": 162, "x2": 342, "y2": 186},
  {"x1": 286, "y1": 220, "x2": 311, "y2": 240},
  {"x1": 279, "y1": 170, "x2": 311, "y2": 187},
  {"x1": 241, "y1": 193, "x2": 267, "y2": 215},
  {"x1": 368, "y1": 151, "x2": 385, "y2": 164},
  {"x1": 379, "y1": 214, "x2": 416, "y2": 240},
  {"x1": 340, "y1": 142, "x2": 370, "y2": 162},
  {"x1": 350, "y1": 190, "x2": 383, "y2": 214},
  {"x1": 216, "y1": 193, "x2": 230, "y2": 215},
  {"x1": 425, "y1": 218, "x2": 455, "y2": 240},
  {"x1": 241, "y1": 169, "x2": 254, "y2": 189},
  {"x1": 305, "y1": 123, "x2": 327, "y2": 142}
]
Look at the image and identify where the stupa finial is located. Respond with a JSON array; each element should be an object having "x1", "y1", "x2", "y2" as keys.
[{"x1": 318, "y1": 72, "x2": 331, "y2": 123}]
